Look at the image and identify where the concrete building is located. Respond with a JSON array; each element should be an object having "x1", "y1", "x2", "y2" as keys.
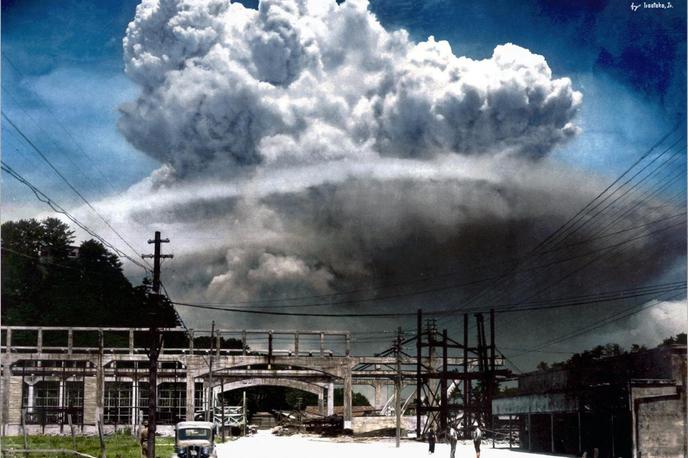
[{"x1": 493, "y1": 345, "x2": 687, "y2": 458}]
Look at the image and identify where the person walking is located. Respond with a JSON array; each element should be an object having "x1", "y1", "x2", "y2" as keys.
[
  {"x1": 139, "y1": 420, "x2": 149, "y2": 458},
  {"x1": 472, "y1": 421, "x2": 482, "y2": 458},
  {"x1": 427, "y1": 428, "x2": 436, "y2": 454},
  {"x1": 448, "y1": 421, "x2": 458, "y2": 458}
]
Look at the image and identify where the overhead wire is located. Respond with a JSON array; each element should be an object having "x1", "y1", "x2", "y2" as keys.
[
  {"x1": 1, "y1": 161, "x2": 150, "y2": 271},
  {"x1": 2, "y1": 112, "x2": 152, "y2": 270}
]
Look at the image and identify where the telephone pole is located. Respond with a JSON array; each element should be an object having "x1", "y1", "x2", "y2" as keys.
[{"x1": 142, "y1": 231, "x2": 173, "y2": 458}]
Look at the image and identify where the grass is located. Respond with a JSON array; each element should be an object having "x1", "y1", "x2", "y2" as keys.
[{"x1": 0, "y1": 433, "x2": 176, "y2": 458}]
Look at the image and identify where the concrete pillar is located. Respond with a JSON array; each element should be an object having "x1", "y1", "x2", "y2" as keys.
[
  {"x1": 67, "y1": 329, "x2": 73, "y2": 355},
  {"x1": 36, "y1": 328, "x2": 43, "y2": 353},
  {"x1": 327, "y1": 382, "x2": 334, "y2": 416},
  {"x1": 318, "y1": 390, "x2": 324, "y2": 416},
  {"x1": 83, "y1": 377, "x2": 97, "y2": 425},
  {"x1": 27, "y1": 383, "x2": 35, "y2": 409},
  {"x1": 96, "y1": 332, "x2": 104, "y2": 423},
  {"x1": 186, "y1": 373, "x2": 195, "y2": 421},
  {"x1": 320, "y1": 333, "x2": 325, "y2": 356},
  {"x1": 58, "y1": 380, "x2": 65, "y2": 409},
  {"x1": 129, "y1": 330, "x2": 134, "y2": 355},
  {"x1": 294, "y1": 332, "x2": 299, "y2": 355},
  {"x1": 343, "y1": 370, "x2": 352, "y2": 430},
  {"x1": 3, "y1": 328, "x2": 12, "y2": 431},
  {"x1": 132, "y1": 380, "x2": 139, "y2": 428},
  {"x1": 373, "y1": 381, "x2": 386, "y2": 411},
  {"x1": 528, "y1": 413, "x2": 532, "y2": 452}
]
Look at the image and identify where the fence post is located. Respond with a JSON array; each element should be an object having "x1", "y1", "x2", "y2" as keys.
[
  {"x1": 97, "y1": 420, "x2": 106, "y2": 458},
  {"x1": 21, "y1": 408, "x2": 29, "y2": 458},
  {"x1": 68, "y1": 413, "x2": 77, "y2": 452}
]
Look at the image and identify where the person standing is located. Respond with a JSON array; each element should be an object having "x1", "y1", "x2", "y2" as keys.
[
  {"x1": 472, "y1": 421, "x2": 482, "y2": 458},
  {"x1": 139, "y1": 420, "x2": 149, "y2": 458},
  {"x1": 448, "y1": 422, "x2": 458, "y2": 458},
  {"x1": 428, "y1": 428, "x2": 436, "y2": 454}
]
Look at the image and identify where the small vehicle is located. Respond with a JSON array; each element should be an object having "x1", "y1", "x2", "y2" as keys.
[{"x1": 173, "y1": 421, "x2": 218, "y2": 458}]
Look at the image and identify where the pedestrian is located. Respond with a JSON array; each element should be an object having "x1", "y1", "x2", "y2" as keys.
[
  {"x1": 427, "y1": 428, "x2": 436, "y2": 454},
  {"x1": 139, "y1": 420, "x2": 149, "y2": 458},
  {"x1": 472, "y1": 421, "x2": 482, "y2": 458},
  {"x1": 448, "y1": 421, "x2": 458, "y2": 458}
]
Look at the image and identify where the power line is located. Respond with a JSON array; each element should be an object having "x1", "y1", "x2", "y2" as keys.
[
  {"x1": 1, "y1": 161, "x2": 149, "y2": 271},
  {"x1": 1, "y1": 54, "x2": 121, "y2": 195},
  {"x1": 171, "y1": 281, "x2": 685, "y2": 318},
  {"x1": 440, "y1": 134, "x2": 685, "y2": 323},
  {"x1": 2, "y1": 112, "x2": 150, "y2": 269},
  {"x1": 509, "y1": 290, "x2": 685, "y2": 359}
]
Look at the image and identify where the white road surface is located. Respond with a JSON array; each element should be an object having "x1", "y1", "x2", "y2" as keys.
[{"x1": 215, "y1": 430, "x2": 563, "y2": 458}]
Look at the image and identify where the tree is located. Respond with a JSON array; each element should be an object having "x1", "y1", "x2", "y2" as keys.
[
  {"x1": 536, "y1": 361, "x2": 549, "y2": 371},
  {"x1": 334, "y1": 388, "x2": 371, "y2": 407},
  {"x1": 1, "y1": 217, "x2": 178, "y2": 329},
  {"x1": 661, "y1": 333, "x2": 687, "y2": 346}
]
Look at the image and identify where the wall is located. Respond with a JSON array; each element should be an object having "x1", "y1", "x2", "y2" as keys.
[
  {"x1": 636, "y1": 392, "x2": 686, "y2": 458},
  {"x1": 352, "y1": 415, "x2": 416, "y2": 435}
]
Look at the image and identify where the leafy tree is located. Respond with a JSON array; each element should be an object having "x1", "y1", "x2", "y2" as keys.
[
  {"x1": 536, "y1": 361, "x2": 549, "y2": 371},
  {"x1": 661, "y1": 333, "x2": 687, "y2": 346},
  {"x1": 334, "y1": 388, "x2": 371, "y2": 407},
  {"x1": 1, "y1": 218, "x2": 177, "y2": 328}
]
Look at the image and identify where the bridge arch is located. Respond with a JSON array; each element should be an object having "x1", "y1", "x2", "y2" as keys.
[{"x1": 212, "y1": 378, "x2": 325, "y2": 397}]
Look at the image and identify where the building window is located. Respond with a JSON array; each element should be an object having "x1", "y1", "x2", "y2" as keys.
[
  {"x1": 195, "y1": 382, "x2": 204, "y2": 413},
  {"x1": 65, "y1": 381, "x2": 84, "y2": 425},
  {"x1": 23, "y1": 381, "x2": 60, "y2": 424},
  {"x1": 104, "y1": 382, "x2": 132, "y2": 425},
  {"x1": 158, "y1": 382, "x2": 186, "y2": 424}
]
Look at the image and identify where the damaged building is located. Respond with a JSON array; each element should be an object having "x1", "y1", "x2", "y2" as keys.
[{"x1": 493, "y1": 344, "x2": 687, "y2": 458}]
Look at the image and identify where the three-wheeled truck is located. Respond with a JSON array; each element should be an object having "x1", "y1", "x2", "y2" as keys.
[{"x1": 173, "y1": 421, "x2": 218, "y2": 458}]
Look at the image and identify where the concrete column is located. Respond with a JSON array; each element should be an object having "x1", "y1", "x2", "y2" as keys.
[
  {"x1": 3, "y1": 328, "x2": 13, "y2": 431},
  {"x1": 67, "y1": 329, "x2": 73, "y2": 355},
  {"x1": 318, "y1": 390, "x2": 324, "y2": 416},
  {"x1": 132, "y1": 380, "x2": 139, "y2": 428},
  {"x1": 27, "y1": 384, "x2": 35, "y2": 409},
  {"x1": 343, "y1": 370, "x2": 353, "y2": 430},
  {"x1": 373, "y1": 381, "x2": 386, "y2": 411},
  {"x1": 129, "y1": 330, "x2": 134, "y2": 355},
  {"x1": 320, "y1": 333, "x2": 325, "y2": 356},
  {"x1": 528, "y1": 413, "x2": 532, "y2": 451},
  {"x1": 58, "y1": 380, "x2": 65, "y2": 409},
  {"x1": 186, "y1": 373, "x2": 195, "y2": 421},
  {"x1": 294, "y1": 332, "x2": 299, "y2": 356},
  {"x1": 96, "y1": 332, "x2": 104, "y2": 423},
  {"x1": 36, "y1": 328, "x2": 43, "y2": 353},
  {"x1": 327, "y1": 382, "x2": 334, "y2": 416}
]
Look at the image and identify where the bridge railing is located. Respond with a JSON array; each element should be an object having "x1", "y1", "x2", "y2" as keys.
[{"x1": 1, "y1": 326, "x2": 352, "y2": 357}]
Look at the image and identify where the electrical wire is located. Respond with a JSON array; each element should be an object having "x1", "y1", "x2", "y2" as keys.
[{"x1": 1, "y1": 161, "x2": 149, "y2": 271}]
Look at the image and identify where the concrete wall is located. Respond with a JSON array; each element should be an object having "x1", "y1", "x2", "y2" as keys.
[
  {"x1": 82, "y1": 377, "x2": 98, "y2": 425},
  {"x1": 7, "y1": 376, "x2": 22, "y2": 424},
  {"x1": 636, "y1": 393, "x2": 686, "y2": 458},
  {"x1": 352, "y1": 416, "x2": 416, "y2": 435}
]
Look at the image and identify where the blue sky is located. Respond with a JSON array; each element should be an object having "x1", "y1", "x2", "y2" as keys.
[{"x1": 2, "y1": 0, "x2": 684, "y2": 219}]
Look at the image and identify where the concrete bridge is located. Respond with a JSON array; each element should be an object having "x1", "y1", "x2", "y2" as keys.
[{"x1": 0, "y1": 326, "x2": 484, "y2": 435}]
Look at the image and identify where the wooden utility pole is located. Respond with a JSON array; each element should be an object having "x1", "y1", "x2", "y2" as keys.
[
  {"x1": 207, "y1": 321, "x2": 215, "y2": 422},
  {"x1": 395, "y1": 327, "x2": 402, "y2": 448},
  {"x1": 142, "y1": 231, "x2": 173, "y2": 458}
]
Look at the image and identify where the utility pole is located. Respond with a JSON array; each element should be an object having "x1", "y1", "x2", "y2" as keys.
[
  {"x1": 141, "y1": 231, "x2": 173, "y2": 458},
  {"x1": 395, "y1": 327, "x2": 402, "y2": 448},
  {"x1": 207, "y1": 321, "x2": 215, "y2": 422}
]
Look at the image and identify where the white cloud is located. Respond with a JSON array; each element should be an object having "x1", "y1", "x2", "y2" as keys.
[{"x1": 118, "y1": 0, "x2": 582, "y2": 176}]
